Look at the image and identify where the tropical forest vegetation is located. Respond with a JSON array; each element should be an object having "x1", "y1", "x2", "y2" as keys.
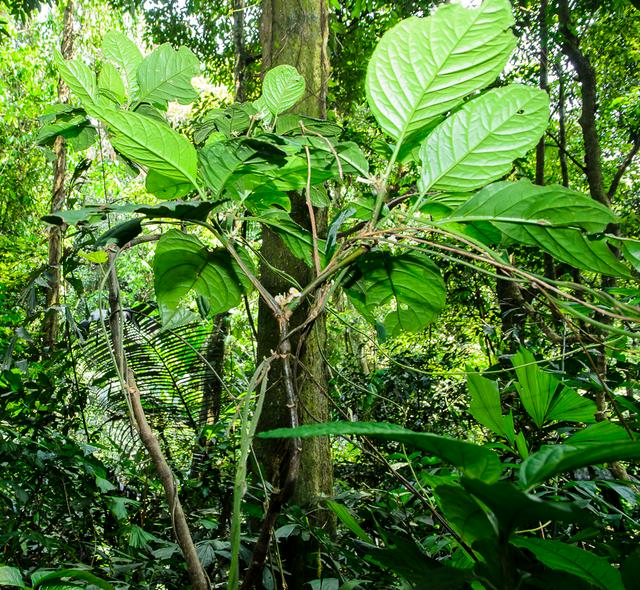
[{"x1": 1, "y1": 0, "x2": 640, "y2": 588}]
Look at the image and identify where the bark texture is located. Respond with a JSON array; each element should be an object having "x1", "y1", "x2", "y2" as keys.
[
  {"x1": 43, "y1": 0, "x2": 74, "y2": 351},
  {"x1": 233, "y1": 0, "x2": 249, "y2": 102},
  {"x1": 557, "y1": 0, "x2": 608, "y2": 207},
  {"x1": 253, "y1": 0, "x2": 333, "y2": 586}
]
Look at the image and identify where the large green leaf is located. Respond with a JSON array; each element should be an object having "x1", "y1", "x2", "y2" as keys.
[
  {"x1": 467, "y1": 372, "x2": 514, "y2": 442},
  {"x1": 258, "y1": 421, "x2": 502, "y2": 482},
  {"x1": 622, "y1": 552, "x2": 640, "y2": 590},
  {"x1": 287, "y1": 136, "x2": 370, "y2": 177},
  {"x1": 452, "y1": 180, "x2": 616, "y2": 233},
  {"x1": 35, "y1": 114, "x2": 96, "y2": 151},
  {"x1": 42, "y1": 201, "x2": 213, "y2": 227},
  {"x1": 450, "y1": 181, "x2": 628, "y2": 276},
  {"x1": 366, "y1": 0, "x2": 515, "y2": 144},
  {"x1": 262, "y1": 65, "x2": 306, "y2": 115},
  {"x1": 527, "y1": 231, "x2": 630, "y2": 276},
  {"x1": 55, "y1": 51, "x2": 98, "y2": 112},
  {"x1": 145, "y1": 170, "x2": 193, "y2": 200},
  {"x1": 433, "y1": 484, "x2": 496, "y2": 543},
  {"x1": 519, "y1": 441, "x2": 640, "y2": 488},
  {"x1": 359, "y1": 534, "x2": 471, "y2": 590},
  {"x1": 420, "y1": 85, "x2": 549, "y2": 192},
  {"x1": 98, "y1": 62, "x2": 126, "y2": 104},
  {"x1": 32, "y1": 569, "x2": 115, "y2": 590},
  {"x1": 153, "y1": 230, "x2": 251, "y2": 322},
  {"x1": 568, "y1": 422, "x2": 635, "y2": 445},
  {"x1": 133, "y1": 201, "x2": 215, "y2": 222},
  {"x1": 0, "y1": 566, "x2": 26, "y2": 588},
  {"x1": 256, "y1": 209, "x2": 324, "y2": 267},
  {"x1": 344, "y1": 251, "x2": 446, "y2": 338},
  {"x1": 96, "y1": 219, "x2": 142, "y2": 247},
  {"x1": 325, "y1": 500, "x2": 373, "y2": 543},
  {"x1": 99, "y1": 109, "x2": 198, "y2": 185},
  {"x1": 199, "y1": 141, "x2": 257, "y2": 198},
  {"x1": 136, "y1": 44, "x2": 199, "y2": 106},
  {"x1": 42, "y1": 205, "x2": 109, "y2": 226},
  {"x1": 462, "y1": 479, "x2": 590, "y2": 536},
  {"x1": 511, "y1": 538, "x2": 624, "y2": 590},
  {"x1": 103, "y1": 31, "x2": 143, "y2": 97},
  {"x1": 512, "y1": 349, "x2": 596, "y2": 427}
]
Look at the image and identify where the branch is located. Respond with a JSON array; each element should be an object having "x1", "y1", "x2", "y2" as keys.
[
  {"x1": 608, "y1": 135, "x2": 640, "y2": 199},
  {"x1": 545, "y1": 130, "x2": 587, "y2": 173},
  {"x1": 106, "y1": 251, "x2": 210, "y2": 590},
  {"x1": 127, "y1": 371, "x2": 211, "y2": 590},
  {"x1": 557, "y1": 0, "x2": 608, "y2": 206}
]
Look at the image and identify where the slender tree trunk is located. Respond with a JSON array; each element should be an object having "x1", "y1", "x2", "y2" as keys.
[
  {"x1": 557, "y1": 0, "x2": 608, "y2": 208},
  {"x1": 253, "y1": 0, "x2": 333, "y2": 586},
  {"x1": 190, "y1": 313, "x2": 229, "y2": 479},
  {"x1": 558, "y1": 73, "x2": 570, "y2": 188},
  {"x1": 557, "y1": 0, "x2": 630, "y2": 481},
  {"x1": 43, "y1": 0, "x2": 74, "y2": 351},
  {"x1": 233, "y1": 0, "x2": 248, "y2": 102},
  {"x1": 535, "y1": 0, "x2": 548, "y2": 187},
  {"x1": 558, "y1": 0, "x2": 611, "y2": 409},
  {"x1": 105, "y1": 250, "x2": 210, "y2": 590}
]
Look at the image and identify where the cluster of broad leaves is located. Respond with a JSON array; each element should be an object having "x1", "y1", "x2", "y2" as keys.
[
  {"x1": 261, "y1": 407, "x2": 640, "y2": 589},
  {"x1": 46, "y1": 0, "x2": 635, "y2": 333},
  {"x1": 0, "y1": 565, "x2": 115, "y2": 589},
  {"x1": 468, "y1": 348, "x2": 598, "y2": 452}
]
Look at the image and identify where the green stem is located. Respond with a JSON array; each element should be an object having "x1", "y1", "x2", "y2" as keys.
[
  {"x1": 370, "y1": 140, "x2": 402, "y2": 227},
  {"x1": 227, "y1": 358, "x2": 273, "y2": 590}
]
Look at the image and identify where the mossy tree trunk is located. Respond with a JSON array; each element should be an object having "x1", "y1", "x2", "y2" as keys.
[
  {"x1": 43, "y1": 0, "x2": 74, "y2": 352},
  {"x1": 254, "y1": 0, "x2": 334, "y2": 586}
]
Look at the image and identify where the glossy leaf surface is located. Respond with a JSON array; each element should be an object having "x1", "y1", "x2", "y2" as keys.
[
  {"x1": 259, "y1": 421, "x2": 501, "y2": 482},
  {"x1": 420, "y1": 85, "x2": 549, "y2": 192},
  {"x1": 100, "y1": 109, "x2": 198, "y2": 185},
  {"x1": 467, "y1": 372, "x2": 514, "y2": 442},
  {"x1": 153, "y1": 230, "x2": 251, "y2": 323},
  {"x1": 103, "y1": 31, "x2": 143, "y2": 97},
  {"x1": 345, "y1": 251, "x2": 446, "y2": 338},
  {"x1": 366, "y1": 0, "x2": 515, "y2": 143},
  {"x1": 262, "y1": 64, "x2": 306, "y2": 115},
  {"x1": 520, "y1": 441, "x2": 640, "y2": 488},
  {"x1": 511, "y1": 538, "x2": 624, "y2": 590},
  {"x1": 512, "y1": 349, "x2": 596, "y2": 427},
  {"x1": 136, "y1": 44, "x2": 199, "y2": 106}
]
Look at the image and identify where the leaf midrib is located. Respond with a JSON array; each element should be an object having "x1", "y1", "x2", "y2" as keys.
[
  {"x1": 136, "y1": 51, "x2": 196, "y2": 104},
  {"x1": 105, "y1": 110, "x2": 196, "y2": 185},
  {"x1": 386, "y1": 2, "x2": 506, "y2": 149}
]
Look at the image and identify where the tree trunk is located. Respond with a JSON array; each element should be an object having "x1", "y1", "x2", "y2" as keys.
[
  {"x1": 190, "y1": 312, "x2": 229, "y2": 479},
  {"x1": 233, "y1": 0, "x2": 248, "y2": 102},
  {"x1": 43, "y1": 0, "x2": 74, "y2": 351},
  {"x1": 254, "y1": 0, "x2": 333, "y2": 586},
  {"x1": 557, "y1": 0, "x2": 630, "y2": 480},
  {"x1": 557, "y1": 0, "x2": 608, "y2": 208},
  {"x1": 558, "y1": 73, "x2": 570, "y2": 188},
  {"x1": 535, "y1": 0, "x2": 548, "y2": 187}
]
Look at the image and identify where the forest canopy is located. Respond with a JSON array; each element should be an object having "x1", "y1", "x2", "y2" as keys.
[{"x1": 1, "y1": 0, "x2": 640, "y2": 589}]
